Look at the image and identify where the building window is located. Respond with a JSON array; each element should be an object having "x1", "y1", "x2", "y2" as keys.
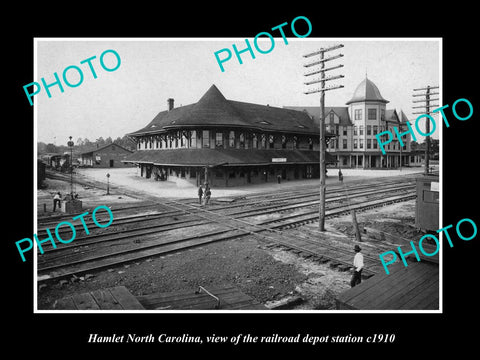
[
  {"x1": 261, "y1": 134, "x2": 266, "y2": 148},
  {"x1": 202, "y1": 130, "x2": 210, "y2": 148},
  {"x1": 229, "y1": 131, "x2": 235, "y2": 147},
  {"x1": 239, "y1": 133, "x2": 245, "y2": 148},
  {"x1": 355, "y1": 109, "x2": 362, "y2": 120},
  {"x1": 343, "y1": 126, "x2": 347, "y2": 136},
  {"x1": 252, "y1": 133, "x2": 258, "y2": 149},
  {"x1": 381, "y1": 109, "x2": 385, "y2": 121},
  {"x1": 367, "y1": 139, "x2": 371, "y2": 149},
  {"x1": 359, "y1": 125, "x2": 364, "y2": 135},
  {"x1": 343, "y1": 139, "x2": 347, "y2": 149},
  {"x1": 354, "y1": 126, "x2": 358, "y2": 136},
  {"x1": 367, "y1": 125, "x2": 371, "y2": 135},
  {"x1": 281, "y1": 135, "x2": 287, "y2": 149},
  {"x1": 308, "y1": 137, "x2": 313, "y2": 150},
  {"x1": 329, "y1": 112, "x2": 334, "y2": 123},
  {"x1": 359, "y1": 139, "x2": 364, "y2": 149},
  {"x1": 268, "y1": 134, "x2": 274, "y2": 149},
  {"x1": 368, "y1": 108, "x2": 377, "y2": 120},
  {"x1": 354, "y1": 139, "x2": 358, "y2": 149},
  {"x1": 373, "y1": 125, "x2": 378, "y2": 135},
  {"x1": 215, "y1": 132, "x2": 223, "y2": 148},
  {"x1": 373, "y1": 140, "x2": 378, "y2": 149}
]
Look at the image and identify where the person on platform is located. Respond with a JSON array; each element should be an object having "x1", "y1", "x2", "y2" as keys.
[
  {"x1": 53, "y1": 192, "x2": 62, "y2": 211},
  {"x1": 204, "y1": 185, "x2": 211, "y2": 206},
  {"x1": 350, "y1": 244, "x2": 364, "y2": 287},
  {"x1": 338, "y1": 169, "x2": 343, "y2": 182},
  {"x1": 197, "y1": 185, "x2": 203, "y2": 205}
]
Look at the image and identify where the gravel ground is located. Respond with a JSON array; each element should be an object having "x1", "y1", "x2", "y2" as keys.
[{"x1": 37, "y1": 236, "x2": 308, "y2": 310}]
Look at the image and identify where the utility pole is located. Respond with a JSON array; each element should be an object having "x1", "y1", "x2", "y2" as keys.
[
  {"x1": 412, "y1": 85, "x2": 439, "y2": 175},
  {"x1": 303, "y1": 44, "x2": 344, "y2": 231}
]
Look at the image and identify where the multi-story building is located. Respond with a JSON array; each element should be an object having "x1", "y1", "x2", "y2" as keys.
[{"x1": 287, "y1": 77, "x2": 412, "y2": 168}]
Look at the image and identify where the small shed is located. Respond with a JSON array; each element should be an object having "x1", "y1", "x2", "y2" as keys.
[{"x1": 80, "y1": 142, "x2": 133, "y2": 168}]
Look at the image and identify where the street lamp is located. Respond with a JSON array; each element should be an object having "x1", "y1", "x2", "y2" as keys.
[
  {"x1": 67, "y1": 136, "x2": 75, "y2": 199},
  {"x1": 106, "y1": 173, "x2": 110, "y2": 195}
]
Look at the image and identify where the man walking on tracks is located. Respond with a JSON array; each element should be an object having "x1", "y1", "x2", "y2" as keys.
[{"x1": 350, "y1": 244, "x2": 364, "y2": 287}]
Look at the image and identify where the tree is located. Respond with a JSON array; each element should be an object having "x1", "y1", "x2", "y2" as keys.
[{"x1": 45, "y1": 143, "x2": 58, "y2": 153}]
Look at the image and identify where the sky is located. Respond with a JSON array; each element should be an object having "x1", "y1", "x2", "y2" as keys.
[{"x1": 35, "y1": 38, "x2": 441, "y2": 145}]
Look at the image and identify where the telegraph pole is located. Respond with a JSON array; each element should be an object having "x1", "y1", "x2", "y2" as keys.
[
  {"x1": 413, "y1": 85, "x2": 439, "y2": 175},
  {"x1": 303, "y1": 44, "x2": 344, "y2": 231}
]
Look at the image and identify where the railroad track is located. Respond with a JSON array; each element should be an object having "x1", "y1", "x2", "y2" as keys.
[{"x1": 37, "y1": 174, "x2": 416, "y2": 283}]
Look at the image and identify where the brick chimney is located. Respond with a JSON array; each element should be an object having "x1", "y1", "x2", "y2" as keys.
[{"x1": 167, "y1": 98, "x2": 174, "y2": 111}]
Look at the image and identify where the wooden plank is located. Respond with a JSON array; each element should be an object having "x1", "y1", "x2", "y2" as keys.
[
  {"x1": 90, "y1": 289, "x2": 124, "y2": 310},
  {"x1": 108, "y1": 286, "x2": 145, "y2": 310},
  {"x1": 383, "y1": 265, "x2": 438, "y2": 308},
  {"x1": 397, "y1": 277, "x2": 439, "y2": 310},
  {"x1": 354, "y1": 263, "x2": 438, "y2": 309},
  {"x1": 349, "y1": 265, "x2": 420, "y2": 309},
  {"x1": 338, "y1": 262, "x2": 439, "y2": 310},
  {"x1": 137, "y1": 285, "x2": 267, "y2": 310},
  {"x1": 72, "y1": 292, "x2": 101, "y2": 310},
  {"x1": 138, "y1": 288, "x2": 220, "y2": 310},
  {"x1": 54, "y1": 296, "x2": 77, "y2": 310}
]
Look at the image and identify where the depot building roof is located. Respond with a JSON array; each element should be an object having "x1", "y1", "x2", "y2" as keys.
[
  {"x1": 123, "y1": 148, "x2": 337, "y2": 167},
  {"x1": 128, "y1": 85, "x2": 322, "y2": 137}
]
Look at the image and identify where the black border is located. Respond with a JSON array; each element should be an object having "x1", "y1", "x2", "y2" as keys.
[{"x1": 6, "y1": 4, "x2": 479, "y2": 355}]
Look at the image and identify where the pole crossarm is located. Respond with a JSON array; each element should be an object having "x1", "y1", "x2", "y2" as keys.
[
  {"x1": 303, "y1": 44, "x2": 344, "y2": 58},
  {"x1": 304, "y1": 74, "x2": 344, "y2": 85},
  {"x1": 413, "y1": 92, "x2": 439, "y2": 97},
  {"x1": 413, "y1": 86, "x2": 439, "y2": 91},
  {"x1": 304, "y1": 84, "x2": 344, "y2": 94},
  {"x1": 412, "y1": 98, "x2": 439, "y2": 103},
  {"x1": 304, "y1": 53, "x2": 344, "y2": 67},
  {"x1": 304, "y1": 64, "x2": 344, "y2": 77}
]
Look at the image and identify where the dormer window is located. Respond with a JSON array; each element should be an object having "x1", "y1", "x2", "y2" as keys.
[{"x1": 258, "y1": 120, "x2": 271, "y2": 125}]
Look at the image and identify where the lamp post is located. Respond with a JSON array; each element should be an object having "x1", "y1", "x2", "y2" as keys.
[
  {"x1": 106, "y1": 173, "x2": 110, "y2": 195},
  {"x1": 67, "y1": 136, "x2": 75, "y2": 199}
]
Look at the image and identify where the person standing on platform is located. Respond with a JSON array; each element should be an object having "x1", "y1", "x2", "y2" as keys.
[
  {"x1": 197, "y1": 185, "x2": 203, "y2": 205},
  {"x1": 338, "y1": 169, "x2": 343, "y2": 182},
  {"x1": 53, "y1": 192, "x2": 61, "y2": 211},
  {"x1": 204, "y1": 185, "x2": 211, "y2": 206},
  {"x1": 350, "y1": 244, "x2": 364, "y2": 287}
]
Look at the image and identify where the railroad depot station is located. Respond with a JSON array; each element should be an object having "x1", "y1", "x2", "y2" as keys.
[{"x1": 124, "y1": 78, "x2": 414, "y2": 187}]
